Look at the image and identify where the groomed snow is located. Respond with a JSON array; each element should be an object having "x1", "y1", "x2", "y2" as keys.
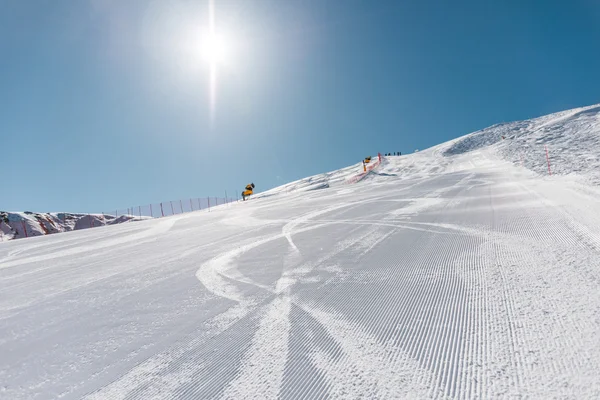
[{"x1": 2, "y1": 104, "x2": 600, "y2": 399}]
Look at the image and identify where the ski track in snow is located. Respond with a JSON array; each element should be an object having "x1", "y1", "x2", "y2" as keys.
[
  {"x1": 305, "y1": 305, "x2": 434, "y2": 399},
  {"x1": 220, "y1": 297, "x2": 291, "y2": 400}
]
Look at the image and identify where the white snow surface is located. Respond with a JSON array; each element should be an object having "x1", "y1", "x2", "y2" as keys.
[{"x1": 2, "y1": 104, "x2": 600, "y2": 399}]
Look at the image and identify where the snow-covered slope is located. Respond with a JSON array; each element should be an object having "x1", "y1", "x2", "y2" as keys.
[
  {"x1": 2, "y1": 104, "x2": 600, "y2": 399},
  {"x1": 257, "y1": 103, "x2": 600, "y2": 198}
]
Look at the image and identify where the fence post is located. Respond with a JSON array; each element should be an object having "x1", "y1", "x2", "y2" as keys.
[
  {"x1": 545, "y1": 145, "x2": 552, "y2": 175},
  {"x1": 150, "y1": 204, "x2": 154, "y2": 218},
  {"x1": 207, "y1": 197, "x2": 210, "y2": 212},
  {"x1": 190, "y1": 199, "x2": 194, "y2": 212},
  {"x1": 198, "y1": 198, "x2": 202, "y2": 210},
  {"x1": 225, "y1": 191, "x2": 228, "y2": 205},
  {"x1": 170, "y1": 201, "x2": 174, "y2": 215},
  {"x1": 160, "y1": 203, "x2": 164, "y2": 217},
  {"x1": 179, "y1": 199, "x2": 184, "y2": 214}
]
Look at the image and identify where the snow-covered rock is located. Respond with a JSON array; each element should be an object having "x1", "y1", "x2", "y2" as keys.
[{"x1": 0, "y1": 211, "x2": 148, "y2": 242}]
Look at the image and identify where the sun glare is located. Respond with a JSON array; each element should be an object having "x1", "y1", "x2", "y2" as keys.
[
  {"x1": 199, "y1": 0, "x2": 235, "y2": 126},
  {"x1": 201, "y1": 33, "x2": 228, "y2": 65}
]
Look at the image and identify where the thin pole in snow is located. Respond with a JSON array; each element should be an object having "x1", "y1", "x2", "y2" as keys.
[
  {"x1": 207, "y1": 197, "x2": 210, "y2": 212},
  {"x1": 198, "y1": 198, "x2": 202, "y2": 210},
  {"x1": 160, "y1": 203, "x2": 164, "y2": 217},
  {"x1": 180, "y1": 199, "x2": 184, "y2": 214},
  {"x1": 170, "y1": 201, "x2": 174, "y2": 215},
  {"x1": 225, "y1": 191, "x2": 228, "y2": 205},
  {"x1": 150, "y1": 204, "x2": 154, "y2": 218},
  {"x1": 190, "y1": 199, "x2": 194, "y2": 212}
]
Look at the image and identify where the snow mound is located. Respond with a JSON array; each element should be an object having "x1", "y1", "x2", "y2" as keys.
[{"x1": 255, "y1": 162, "x2": 368, "y2": 198}]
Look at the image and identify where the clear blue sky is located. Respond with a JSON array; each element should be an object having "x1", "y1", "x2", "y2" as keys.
[{"x1": 2, "y1": 0, "x2": 599, "y2": 213}]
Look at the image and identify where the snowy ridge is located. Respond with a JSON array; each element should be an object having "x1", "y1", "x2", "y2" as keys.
[{"x1": 0, "y1": 211, "x2": 147, "y2": 241}]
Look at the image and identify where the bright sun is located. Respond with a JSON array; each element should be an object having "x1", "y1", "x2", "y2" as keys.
[
  {"x1": 199, "y1": 0, "x2": 235, "y2": 124},
  {"x1": 199, "y1": 0, "x2": 230, "y2": 67},
  {"x1": 201, "y1": 32, "x2": 228, "y2": 65}
]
